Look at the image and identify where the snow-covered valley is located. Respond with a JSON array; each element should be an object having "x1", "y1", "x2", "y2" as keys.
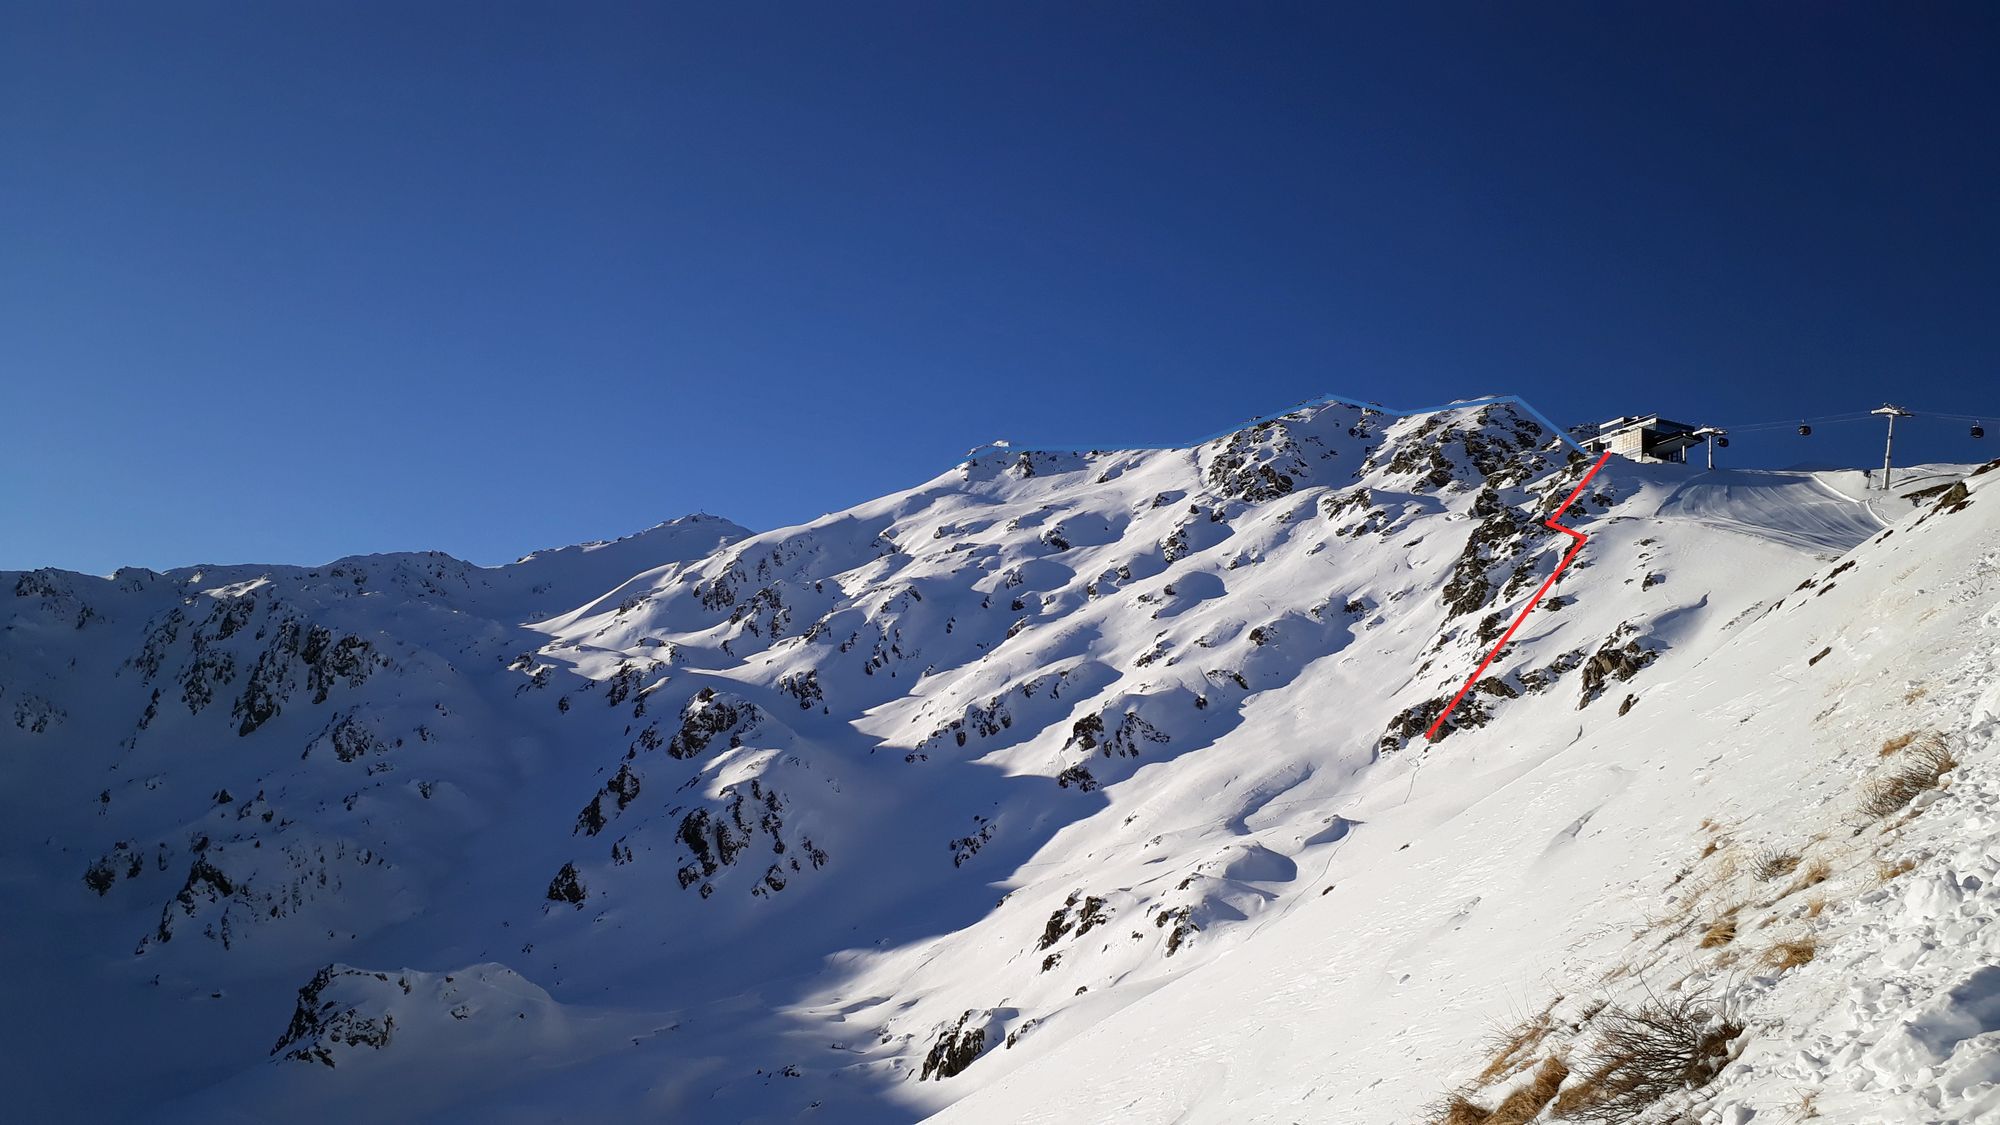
[{"x1": 5, "y1": 399, "x2": 1996, "y2": 1124}]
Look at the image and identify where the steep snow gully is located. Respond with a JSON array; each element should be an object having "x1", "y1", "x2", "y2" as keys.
[{"x1": 3, "y1": 397, "x2": 1996, "y2": 1125}]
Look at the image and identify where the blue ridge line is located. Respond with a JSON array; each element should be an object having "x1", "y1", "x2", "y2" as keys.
[{"x1": 959, "y1": 391, "x2": 1588, "y2": 466}]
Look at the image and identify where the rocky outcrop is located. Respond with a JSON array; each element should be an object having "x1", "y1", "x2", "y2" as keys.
[
  {"x1": 1202, "y1": 421, "x2": 1312, "y2": 502},
  {"x1": 547, "y1": 862, "x2": 586, "y2": 907},
  {"x1": 665, "y1": 688, "x2": 758, "y2": 759},
  {"x1": 921, "y1": 1010, "x2": 991, "y2": 1080},
  {"x1": 1579, "y1": 629, "x2": 1658, "y2": 708},
  {"x1": 272, "y1": 966, "x2": 397, "y2": 1066}
]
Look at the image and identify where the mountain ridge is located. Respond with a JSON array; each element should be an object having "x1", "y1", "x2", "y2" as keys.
[{"x1": 3, "y1": 400, "x2": 1990, "y2": 1123}]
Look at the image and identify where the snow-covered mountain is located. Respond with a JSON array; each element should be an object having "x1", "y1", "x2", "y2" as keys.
[{"x1": 5, "y1": 399, "x2": 1995, "y2": 1124}]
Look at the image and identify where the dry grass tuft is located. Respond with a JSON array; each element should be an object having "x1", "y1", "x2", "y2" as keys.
[
  {"x1": 1551, "y1": 994, "x2": 1742, "y2": 1123},
  {"x1": 1698, "y1": 914, "x2": 1739, "y2": 948},
  {"x1": 1805, "y1": 895, "x2": 1827, "y2": 920},
  {"x1": 1486, "y1": 1056, "x2": 1570, "y2": 1125},
  {"x1": 1754, "y1": 850, "x2": 1802, "y2": 881},
  {"x1": 1657, "y1": 870, "x2": 1723, "y2": 933},
  {"x1": 1881, "y1": 731, "x2": 1919, "y2": 757},
  {"x1": 1860, "y1": 735, "x2": 1957, "y2": 817},
  {"x1": 1713, "y1": 851, "x2": 1742, "y2": 881},
  {"x1": 1473, "y1": 1003, "x2": 1561, "y2": 1086},
  {"x1": 1904, "y1": 685, "x2": 1928, "y2": 703},
  {"x1": 1435, "y1": 1095, "x2": 1491, "y2": 1124},
  {"x1": 1784, "y1": 858, "x2": 1832, "y2": 897},
  {"x1": 1792, "y1": 1088, "x2": 1820, "y2": 1119},
  {"x1": 1763, "y1": 936, "x2": 1818, "y2": 971},
  {"x1": 1876, "y1": 857, "x2": 1918, "y2": 884},
  {"x1": 1913, "y1": 734, "x2": 1958, "y2": 771}
]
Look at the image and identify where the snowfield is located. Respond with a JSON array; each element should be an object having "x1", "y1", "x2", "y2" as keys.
[{"x1": 2, "y1": 399, "x2": 1994, "y2": 1124}]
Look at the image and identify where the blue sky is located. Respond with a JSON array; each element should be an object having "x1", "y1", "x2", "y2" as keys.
[{"x1": 4, "y1": 3, "x2": 1996, "y2": 574}]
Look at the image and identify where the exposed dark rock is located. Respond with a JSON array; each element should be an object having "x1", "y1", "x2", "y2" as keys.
[
  {"x1": 665, "y1": 688, "x2": 757, "y2": 760},
  {"x1": 547, "y1": 862, "x2": 586, "y2": 907},
  {"x1": 271, "y1": 966, "x2": 395, "y2": 1067},
  {"x1": 1155, "y1": 905, "x2": 1198, "y2": 956},
  {"x1": 1073, "y1": 896, "x2": 1109, "y2": 938},
  {"x1": 1203, "y1": 422, "x2": 1308, "y2": 502},
  {"x1": 1038, "y1": 891, "x2": 1081, "y2": 950},
  {"x1": 1063, "y1": 709, "x2": 1168, "y2": 758},
  {"x1": 312, "y1": 712, "x2": 387, "y2": 763},
  {"x1": 778, "y1": 669, "x2": 823, "y2": 710},
  {"x1": 1379, "y1": 695, "x2": 1490, "y2": 753},
  {"x1": 574, "y1": 795, "x2": 607, "y2": 837},
  {"x1": 1517, "y1": 650, "x2": 1586, "y2": 693},
  {"x1": 1579, "y1": 633, "x2": 1658, "y2": 708},
  {"x1": 949, "y1": 816, "x2": 994, "y2": 868},
  {"x1": 920, "y1": 1010, "x2": 988, "y2": 1080},
  {"x1": 1055, "y1": 764, "x2": 1098, "y2": 791}
]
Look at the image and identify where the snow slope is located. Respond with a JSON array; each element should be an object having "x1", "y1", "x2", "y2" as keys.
[
  {"x1": 1650, "y1": 470, "x2": 1886, "y2": 555},
  {"x1": 939, "y1": 462, "x2": 2000, "y2": 1124},
  {"x1": 2, "y1": 400, "x2": 1991, "y2": 1124}
]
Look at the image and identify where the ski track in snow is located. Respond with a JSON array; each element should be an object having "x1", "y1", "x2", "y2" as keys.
[{"x1": 1655, "y1": 471, "x2": 1887, "y2": 556}]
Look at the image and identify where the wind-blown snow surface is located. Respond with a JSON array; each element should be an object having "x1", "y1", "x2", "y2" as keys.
[{"x1": 2, "y1": 401, "x2": 1990, "y2": 1123}]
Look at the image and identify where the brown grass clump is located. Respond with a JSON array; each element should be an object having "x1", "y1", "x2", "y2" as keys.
[
  {"x1": 1698, "y1": 914, "x2": 1739, "y2": 948},
  {"x1": 1876, "y1": 857, "x2": 1918, "y2": 883},
  {"x1": 1473, "y1": 1004, "x2": 1561, "y2": 1086},
  {"x1": 1805, "y1": 895, "x2": 1827, "y2": 919},
  {"x1": 1754, "y1": 850, "x2": 1802, "y2": 881},
  {"x1": 1914, "y1": 735, "x2": 1958, "y2": 772},
  {"x1": 1860, "y1": 735, "x2": 1957, "y2": 817},
  {"x1": 1551, "y1": 995, "x2": 1742, "y2": 1123},
  {"x1": 1435, "y1": 1095, "x2": 1491, "y2": 1124},
  {"x1": 1657, "y1": 875, "x2": 1718, "y2": 934},
  {"x1": 1904, "y1": 686, "x2": 1928, "y2": 703},
  {"x1": 1763, "y1": 936, "x2": 1818, "y2": 971},
  {"x1": 1881, "y1": 731, "x2": 1919, "y2": 757},
  {"x1": 1486, "y1": 1056, "x2": 1570, "y2": 1125},
  {"x1": 1784, "y1": 858, "x2": 1831, "y2": 897}
]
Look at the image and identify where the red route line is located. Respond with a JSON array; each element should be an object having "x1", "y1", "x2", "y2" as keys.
[{"x1": 1424, "y1": 450, "x2": 1615, "y2": 742}]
